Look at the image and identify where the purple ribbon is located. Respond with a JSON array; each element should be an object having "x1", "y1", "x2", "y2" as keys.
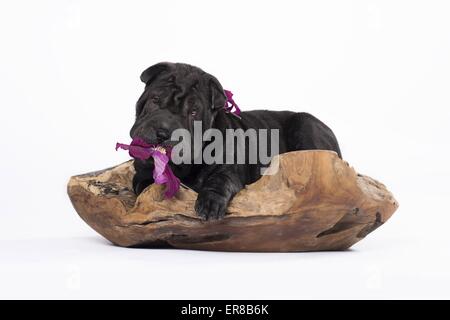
[
  {"x1": 116, "y1": 138, "x2": 180, "y2": 198},
  {"x1": 223, "y1": 89, "x2": 241, "y2": 118}
]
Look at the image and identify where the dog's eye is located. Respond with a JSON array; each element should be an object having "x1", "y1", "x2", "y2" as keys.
[{"x1": 151, "y1": 95, "x2": 161, "y2": 104}]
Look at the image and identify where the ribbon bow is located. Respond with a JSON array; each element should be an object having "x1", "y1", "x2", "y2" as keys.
[{"x1": 223, "y1": 89, "x2": 241, "y2": 118}]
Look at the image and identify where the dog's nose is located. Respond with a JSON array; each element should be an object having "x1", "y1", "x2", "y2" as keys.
[{"x1": 156, "y1": 128, "x2": 170, "y2": 143}]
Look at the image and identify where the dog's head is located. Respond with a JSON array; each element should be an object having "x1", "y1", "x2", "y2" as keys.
[{"x1": 130, "y1": 62, "x2": 226, "y2": 148}]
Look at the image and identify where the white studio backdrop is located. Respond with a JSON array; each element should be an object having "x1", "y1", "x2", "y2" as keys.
[{"x1": 0, "y1": 0, "x2": 449, "y2": 299}]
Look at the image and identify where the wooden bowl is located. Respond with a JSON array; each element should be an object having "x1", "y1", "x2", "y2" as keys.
[{"x1": 67, "y1": 150, "x2": 398, "y2": 252}]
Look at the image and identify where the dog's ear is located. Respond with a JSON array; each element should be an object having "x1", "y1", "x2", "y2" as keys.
[
  {"x1": 140, "y1": 62, "x2": 172, "y2": 84},
  {"x1": 208, "y1": 76, "x2": 226, "y2": 111}
]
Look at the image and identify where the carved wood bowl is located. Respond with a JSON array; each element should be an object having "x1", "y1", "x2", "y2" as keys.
[{"x1": 67, "y1": 150, "x2": 398, "y2": 252}]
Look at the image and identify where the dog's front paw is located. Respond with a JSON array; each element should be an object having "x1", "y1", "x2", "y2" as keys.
[{"x1": 195, "y1": 191, "x2": 228, "y2": 221}]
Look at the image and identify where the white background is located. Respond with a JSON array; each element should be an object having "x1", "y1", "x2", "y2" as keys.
[{"x1": 0, "y1": 0, "x2": 449, "y2": 299}]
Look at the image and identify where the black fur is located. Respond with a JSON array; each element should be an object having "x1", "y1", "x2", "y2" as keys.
[{"x1": 130, "y1": 62, "x2": 341, "y2": 220}]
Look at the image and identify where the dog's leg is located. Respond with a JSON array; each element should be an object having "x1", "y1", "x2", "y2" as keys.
[
  {"x1": 286, "y1": 112, "x2": 342, "y2": 158},
  {"x1": 132, "y1": 176, "x2": 154, "y2": 195},
  {"x1": 194, "y1": 165, "x2": 244, "y2": 220},
  {"x1": 132, "y1": 160, "x2": 155, "y2": 195}
]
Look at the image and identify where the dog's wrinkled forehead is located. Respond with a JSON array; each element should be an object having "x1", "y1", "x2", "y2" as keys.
[
  {"x1": 139, "y1": 62, "x2": 226, "y2": 111},
  {"x1": 142, "y1": 63, "x2": 206, "y2": 94}
]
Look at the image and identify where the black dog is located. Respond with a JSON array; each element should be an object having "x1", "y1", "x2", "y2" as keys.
[{"x1": 130, "y1": 62, "x2": 341, "y2": 220}]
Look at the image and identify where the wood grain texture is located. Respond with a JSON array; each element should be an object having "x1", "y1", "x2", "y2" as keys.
[{"x1": 67, "y1": 150, "x2": 398, "y2": 252}]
